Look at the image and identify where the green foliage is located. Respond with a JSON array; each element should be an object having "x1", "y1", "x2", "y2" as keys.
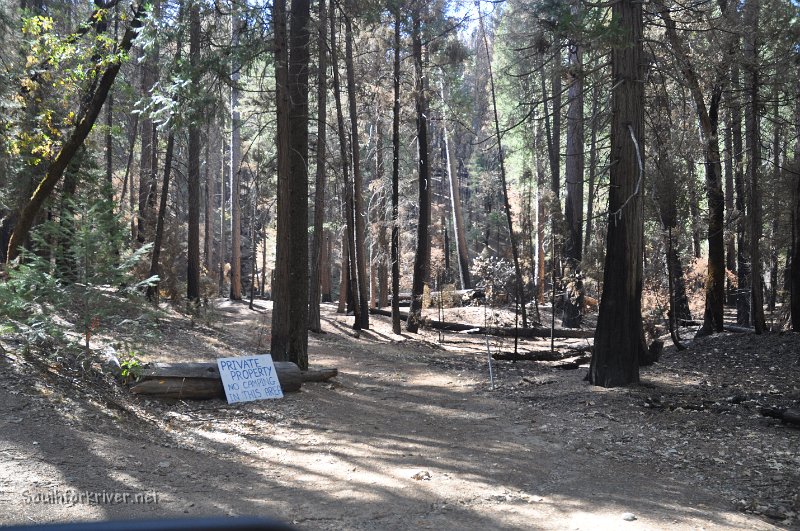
[
  {"x1": 119, "y1": 351, "x2": 143, "y2": 382},
  {"x1": 1, "y1": 182, "x2": 156, "y2": 353}
]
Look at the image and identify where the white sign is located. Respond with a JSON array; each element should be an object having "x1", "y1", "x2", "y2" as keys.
[{"x1": 217, "y1": 354, "x2": 283, "y2": 403}]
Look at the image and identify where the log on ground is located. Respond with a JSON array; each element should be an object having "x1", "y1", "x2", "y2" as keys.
[
  {"x1": 131, "y1": 361, "x2": 308, "y2": 397},
  {"x1": 492, "y1": 349, "x2": 591, "y2": 362},
  {"x1": 369, "y1": 308, "x2": 594, "y2": 339}
]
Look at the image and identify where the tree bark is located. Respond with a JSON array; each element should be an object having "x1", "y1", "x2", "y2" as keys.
[
  {"x1": 271, "y1": 0, "x2": 310, "y2": 367},
  {"x1": 562, "y1": 12, "x2": 584, "y2": 328},
  {"x1": 790, "y1": 75, "x2": 800, "y2": 330},
  {"x1": 390, "y1": 8, "x2": 402, "y2": 334},
  {"x1": 731, "y1": 64, "x2": 751, "y2": 325},
  {"x1": 186, "y1": 2, "x2": 201, "y2": 303},
  {"x1": 343, "y1": 5, "x2": 369, "y2": 329},
  {"x1": 229, "y1": 5, "x2": 243, "y2": 301},
  {"x1": 744, "y1": 0, "x2": 765, "y2": 333},
  {"x1": 406, "y1": 6, "x2": 431, "y2": 334},
  {"x1": 330, "y1": 0, "x2": 361, "y2": 329},
  {"x1": 588, "y1": 0, "x2": 646, "y2": 387},
  {"x1": 308, "y1": 0, "x2": 328, "y2": 333}
]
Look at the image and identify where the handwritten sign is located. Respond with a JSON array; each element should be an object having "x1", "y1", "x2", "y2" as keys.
[{"x1": 216, "y1": 354, "x2": 283, "y2": 403}]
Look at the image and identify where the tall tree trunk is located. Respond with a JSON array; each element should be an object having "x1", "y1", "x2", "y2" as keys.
[
  {"x1": 659, "y1": 2, "x2": 728, "y2": 336},
  {"x1": 584, "y1": 82, "x2": 599, "y2": 258},
  {"x1": 390, "y1": 8, "x2": 402, "y2": 334},
  {"x1": 687, "y1": 162, "x2": 702, "y2": 259},
  {"x1": 406, "y1": 5, "x2": 431, "y2": 334},
  {"x1": 271, "y1": 0, "x2": 292, "y2": 344},
  {"x1": 790, "y1": 75, "x2": 800, "y2": 330},
  {"x1": 204, "y1": 124, "x2": 214, "y2": 272},
  {"x1": 478, "y1": 3, "x2": 528, "y2": 328},
  {"x1": 321, "y1": 229, "x2": 333, "y2": 302},
  {"x1": 186, "y1": 2, "x2": 201, "y2": 303},
  {"x1": 535, "y1": 112, "x2": 547, "y2": 303},
  {"x1": 330, "y1": 0, "x2": 361, "y2": 329},
  {"x1": 376, "y1": 122, "x2": 389, "y2": 307},
  {"x1": 147, "y1": 5, "x2": 183, "y2": 302},
  {"x1": 229, "y1": 4, "x2": 242, "y2": 300},
  {"x1": 271, "y1": 0, "x2": 310, "y2": 367},
  {"x1": 308, "y1": 0, "x2": 328, "y2": 332},
  {"x1": 440, "y1": 78, "x2": 471, "y2": 290},
  {"x1": 343, "y1": 5, "x2": 369, "y2": 329},
  {"x1": 338, "y1": 230, "x2": 349, "y2": 313},
  {"x1": 218, "y1": 134, "x2": 228, "y2": 294},
  {"x1": 731, "y1": 64, "x2": 751, "y2": 325},
  {"x1": 589, "y1": 0, "x2": 646, "y2": 387},
  {"x1": 137, "y1": 0, "x2": 159, "y2": 245},
  {"x1": 562, "y1": 14, "x2": 584, "y2": 328},
  {"x1": 146, "y1": 132, "x2": 175, "y2": 302},
  {"x1": 724, "y1": 106, "x2": 736, "y2": 304},
  {"x1": 7, "y1": 3, "x2": 147, "y2": 263},
  {"x1": 744, "y1": 0, "x2": 765, "y2": 333}
]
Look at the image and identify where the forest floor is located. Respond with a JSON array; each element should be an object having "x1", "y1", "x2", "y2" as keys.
[{"x1": 0, "y1": 298, "x2": 798, "y2": 530}]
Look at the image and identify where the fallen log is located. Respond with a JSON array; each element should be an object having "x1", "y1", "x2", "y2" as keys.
[
  {"x1": 130, "y1": 361, "x2": 317, "y2": 398},
  {"x1": 369, "y1": 308, "x2": 594, "y2": 339},
  {"x1": 300, "y1": 368, "x2": 338, "y2": 382},
  {"x1": 678, "y1": 319, "x2": 754, "y2": 333},
  {"x1": 130, "y1": 378, "x2": 228, "y2": 399},
  {"x1": 491, "y1": 349, "x2": 591, "y2": 362},
  {"x1": 760, "y1": 407, "x2": 800, "y2": 426}
]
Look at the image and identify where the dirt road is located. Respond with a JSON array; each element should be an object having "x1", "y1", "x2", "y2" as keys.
[{"x1": 0, "y1": 301, "x2": 791, "y2": 529}]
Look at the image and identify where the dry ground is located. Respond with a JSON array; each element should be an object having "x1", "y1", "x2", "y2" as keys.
[{"x1": 0, "y1": 299, "x2": 798, "y2": 530}]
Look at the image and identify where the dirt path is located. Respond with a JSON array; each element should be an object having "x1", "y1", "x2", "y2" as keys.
[{"x1": 0, "y1": 301, "x2": 794, "y2": 529}]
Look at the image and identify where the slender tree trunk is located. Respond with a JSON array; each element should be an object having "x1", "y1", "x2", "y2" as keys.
[
  {"x1": 204, "y1": 124, "x2": 214, "y2": 272},
  {"x1": 390, "y1": 8, "x2": 402, "y2": 334},
  {"x1": 687, "y1": 163, "x2": 702, "y2": 259},
  {"x1": 731, "y1": 64, "x2": 751, "y2": 325},
  {"x1": 330, "y1": 0, "x2": 361, "y2": 329},
  {"x1": 137, "y1": 0, "x2": 159, "y2": 245},
  {"x1": 229, "y1": 5, "x2": 242, "y2": 300},
  {"x1": 321, "y1": 229, "x2": 333, "y2": 302},
  {"x1": 659, "y1": 1, "x2": 730, "y2": 336},
  {"x1": 308, "y1": 0, "x2": 328, "y2": 332},
  {"x1": 376, "y1": 123, "x2": 389, "y2": 307},
  {"x1": 584, "y1": 82, "x2": 599, "y2": 258},
  {"x1": 724, "y1": 107, "x2": 736, "y2": 304},
  {"x1": 440, "y1": 78, "x2": 471, "y2": 290},
  {"x1": 186, "y1": 2, "x2": 201, "y2": 304},
  {"x1": 790, "y1": 76, "x2": 800, "y2": 330},
  {"x1": 535, "y1": 114, "x2": 546, "y2": 303},
  {"x1": 218, "y1": 134, "x2": 228, "y2": 294},
  {"x1": 147, "y1": 7, "x2": 183, "y2": 302},
  {"x1": 744, "y1": 0, "x2": 765, "y2": 333},
  {"x1": 344, "y1": 5, "x2": 369, "y2": 329},
  {"x1": 589, "y1": 0, "x2": 646, "y2": 387},
  {"x1": 406, "y1": 6, "x2": 431, "y2": 334},
  {"x1": 478, "y1": 4, "x2": 527, "y2": 328},
  {"x1": 146, "y1": 132, "x2": 175, "y2": 302},
  {"x1": 338, "y1": 230, "x2": 349, "y2": 314},
  {"x1": 562, "y1": 14, "x2": 584, "y2": 328}
]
